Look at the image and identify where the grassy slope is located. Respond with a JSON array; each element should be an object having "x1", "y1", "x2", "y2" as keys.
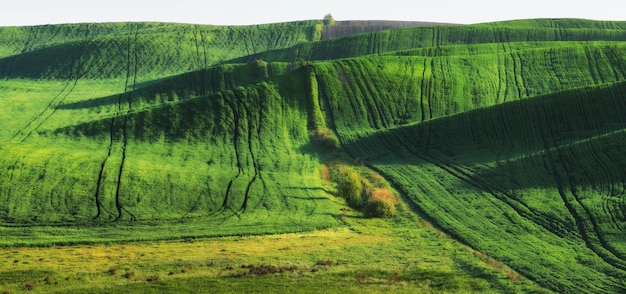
[
  {"x1": 309, "y1": 23, "x2": 626, "y2": 292},
  {"x1": 0, "y1": 21, "x2": 338, "y2": 240},
  {"x1": 0, "y1": 21, "x2": 318, "y2": 79},
  {"x1": 333, "y1": 82, "x2": 626, "y2": 292},
  {"x1": 231, "y1": 19, "x2": 626, "y2": 63},
  {"x1": 1, "y1": 18, "x2": 626, "y2": 293},
  {"x1": 0, "y1": 68, "x2": 341, "y2": 244}
]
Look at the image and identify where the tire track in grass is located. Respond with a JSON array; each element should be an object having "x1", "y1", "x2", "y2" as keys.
[
  {"x1": 349, "y1": 60, "x2": 384, "y2": 129},
  {"x1": 94, "y1": 24, "x2": 138, "y2": 222},
  {"x1": 418, "y1": 58, "x2": 429, "y2": 122},
  {"x1": 1, "y1": 158, "x2": 21, "y2": 220},
  {"x1": 383, "y1": 110, "x2": 575, "y2": 237},
  {"x1": 509, "y1": 43, "x2": 525, "y2": 99},
  {"x1": 554, "y1": 133, "x2": 626, "y2": 265},
  {"x1": 563, "y1": 116, "x2": 626, "y2": 258},
  {"x1": 93, "y1": 119, "x2": 116, "y2": 220},
  {"x1": 496, "y1": 44, "x2": 506, "y2": 104},
  {"x1": 535, "y1": 103, "x2": 626, "y2": 272},
  {"x1": 11, "y1": 43, "x2": 84, "y2": 143},
  {"x1": 192, "y1": 27, "x2": 203, "y2": 71},
  {"x1": 252, "y1": 85, "x2": 271, "y2": 210},
  {"x1": 114, "y1": 24, "x2": 139, "y2": 222},
  {"x1": 232, "y1": 91, "x2": 265, "y2": 213},
  {"x1": 425, "y1": 58, "x2": 435, "y2": 152},
  {"x1": 408, "y1": 146, "x2": 568, "y2": 238},
  {"x1": 220, "y1": 96, "x2": 244, "y2": 217},
  {"x1": 198, "y1": 28, "x2": 209, "y2": 95}
]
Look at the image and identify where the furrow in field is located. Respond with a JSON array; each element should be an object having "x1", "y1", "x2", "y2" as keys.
[
  {"x1": 92, "y1": 110, "x2": 120, "y2": 221},
  {"x1": 535, "y1": 101, "x2": 626, "y2": 272},
  {"x1": 407, "y1": 145, "x2": 565, "y2": 238},
  {"x1": 192, "y1": 27, "x2": 203, "y2": 71},
  {"x1": 558, "y1": 141, "x2": 626, "y2": 264},
  {"x1": 93, "y1": 24, "x2": 139, "y2": 222},
  {"x1": 198, "y1": 28, "x2": 208, "y2": 95},
  {"x1": 233, "y1": 92, "x2": 260, "y2": 213},
  {"x1": 418, "y1": 58, "x2": 428, "y2": 121},
  {"x1": 509, "y1": 43, "x2": 525, "y2": 99},
  {"x1": 220, "y1": 97, "x2": 244, "y2": 214},
  {"x1": 11, "y1": 43, "x2": 84, "y2": 143}
]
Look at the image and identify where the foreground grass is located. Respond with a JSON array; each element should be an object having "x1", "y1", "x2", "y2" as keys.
[{"x1": 0, "y1": 205, "x2": 547, "y2": 293}]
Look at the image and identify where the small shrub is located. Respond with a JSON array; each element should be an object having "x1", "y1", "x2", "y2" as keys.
[
  {"x1": 323, "y1": 14, "x2": 336, "y2": 26},
  {"x1": 364, "y1": 197, "x2": 396, "y2": 218},
  {"x1": 336, "y1": 166, "x2": 363, "y2": 207},
  {"x1": 363, "y1": 188, "x2": 397, "y2": 218}
]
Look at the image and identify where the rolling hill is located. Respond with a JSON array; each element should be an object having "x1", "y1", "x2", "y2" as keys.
[{"x1": 1, "y1": 18, "x2": 626, "y2": 292}]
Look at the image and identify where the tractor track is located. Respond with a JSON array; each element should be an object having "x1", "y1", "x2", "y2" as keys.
[
  {"x1": 546, "y1": 114, "x2": 626, "y2": 265},
  {"x1": 219, "y1": 97, "x2": 244, "y2": 214},
  {"x1": 535, "y1": 103, "x2": 626, "y2": 272},
  {"x1": 404, "y1": 141, "x2": 572, "y2": 238},
  {"x1": 197, "y1": 27, "x2": 209, "y2": 95},
  {"x1": 93, "y1": 24, "x2": 139, "y2": 222},
  {"x1": 233, "y1": 94, "x2": 262, "y2": 213},
  {"x1": 192, "y1": 27, "x2": 203, "y2": 71},
  {"x1": 418, "y1": 58, "x2": 429, "y2": 122},
  {"x1": 11, "y1": 43, "x2": 84, "y2": 143}
]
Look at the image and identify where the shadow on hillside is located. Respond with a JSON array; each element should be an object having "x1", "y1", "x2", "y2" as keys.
[
  {"x1": 57, "y1": 93, "x2": 121, "y2": 110},
  {"x1": 343, "y1": 81, "x2": 626, "y2": 193}
]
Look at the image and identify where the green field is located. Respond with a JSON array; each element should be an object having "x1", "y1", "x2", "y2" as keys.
[{"x1": 1, "y1": 18, "x2": 626, "y2": 292}]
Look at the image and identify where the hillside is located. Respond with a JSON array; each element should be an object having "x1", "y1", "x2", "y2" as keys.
[{"x1": 1, "y1": 18, "x2": 626, "y2": 293}]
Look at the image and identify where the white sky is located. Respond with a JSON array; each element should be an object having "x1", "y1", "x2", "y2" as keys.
[{"x1": 1, "y1": 0, "x2": 624, "y2": 27}]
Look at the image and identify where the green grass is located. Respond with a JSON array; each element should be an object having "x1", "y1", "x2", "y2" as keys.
[
  {"x1": 0, "y1": 205, "x2": 547, "y2": 293},
  {"x1": 331, "y1": 82, "x2": 626, "y2": 292},
  {"x1": 0, "y1": 69, "x2": 340, "y2": 239},
  {"x1": 1, "y1": 17, "x2": 626, "y2": 293}
]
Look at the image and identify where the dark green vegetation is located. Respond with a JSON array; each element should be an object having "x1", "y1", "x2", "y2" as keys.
[{"x1": 1, "y1": 18, "x2": 626, "y2": 293}]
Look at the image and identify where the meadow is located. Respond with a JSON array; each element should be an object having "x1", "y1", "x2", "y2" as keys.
[{"x1": 1, "y1": 18, "x2": 626, "y2": 292}]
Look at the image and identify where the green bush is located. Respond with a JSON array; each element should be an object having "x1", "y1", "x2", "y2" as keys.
[
  {"x1": 323, "y1": 14, "x2": 336, "y2": 26},
  {"x1": 364, "y1": 197, "x2": 396, "y2": 218},
  {"x1": 336, "y1": 165, "x2": 363, "y2": 207}
]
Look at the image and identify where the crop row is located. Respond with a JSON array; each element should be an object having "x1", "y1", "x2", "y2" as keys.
[
  {"x1": 0, "y1": 69, "x2": 340, "y2": 239},
  {"x1": 333, "y1": 81, "x2": 626, "y2": 292},
  {"x1": 0, "y1": 21, "x2": 319, "y2": 80},
  {"x1": 313, "y1": 42, "x2": 626, "y2": 147},
  {"x1": 234, "y1": 19, "x2": 626, "y2": 64}
]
